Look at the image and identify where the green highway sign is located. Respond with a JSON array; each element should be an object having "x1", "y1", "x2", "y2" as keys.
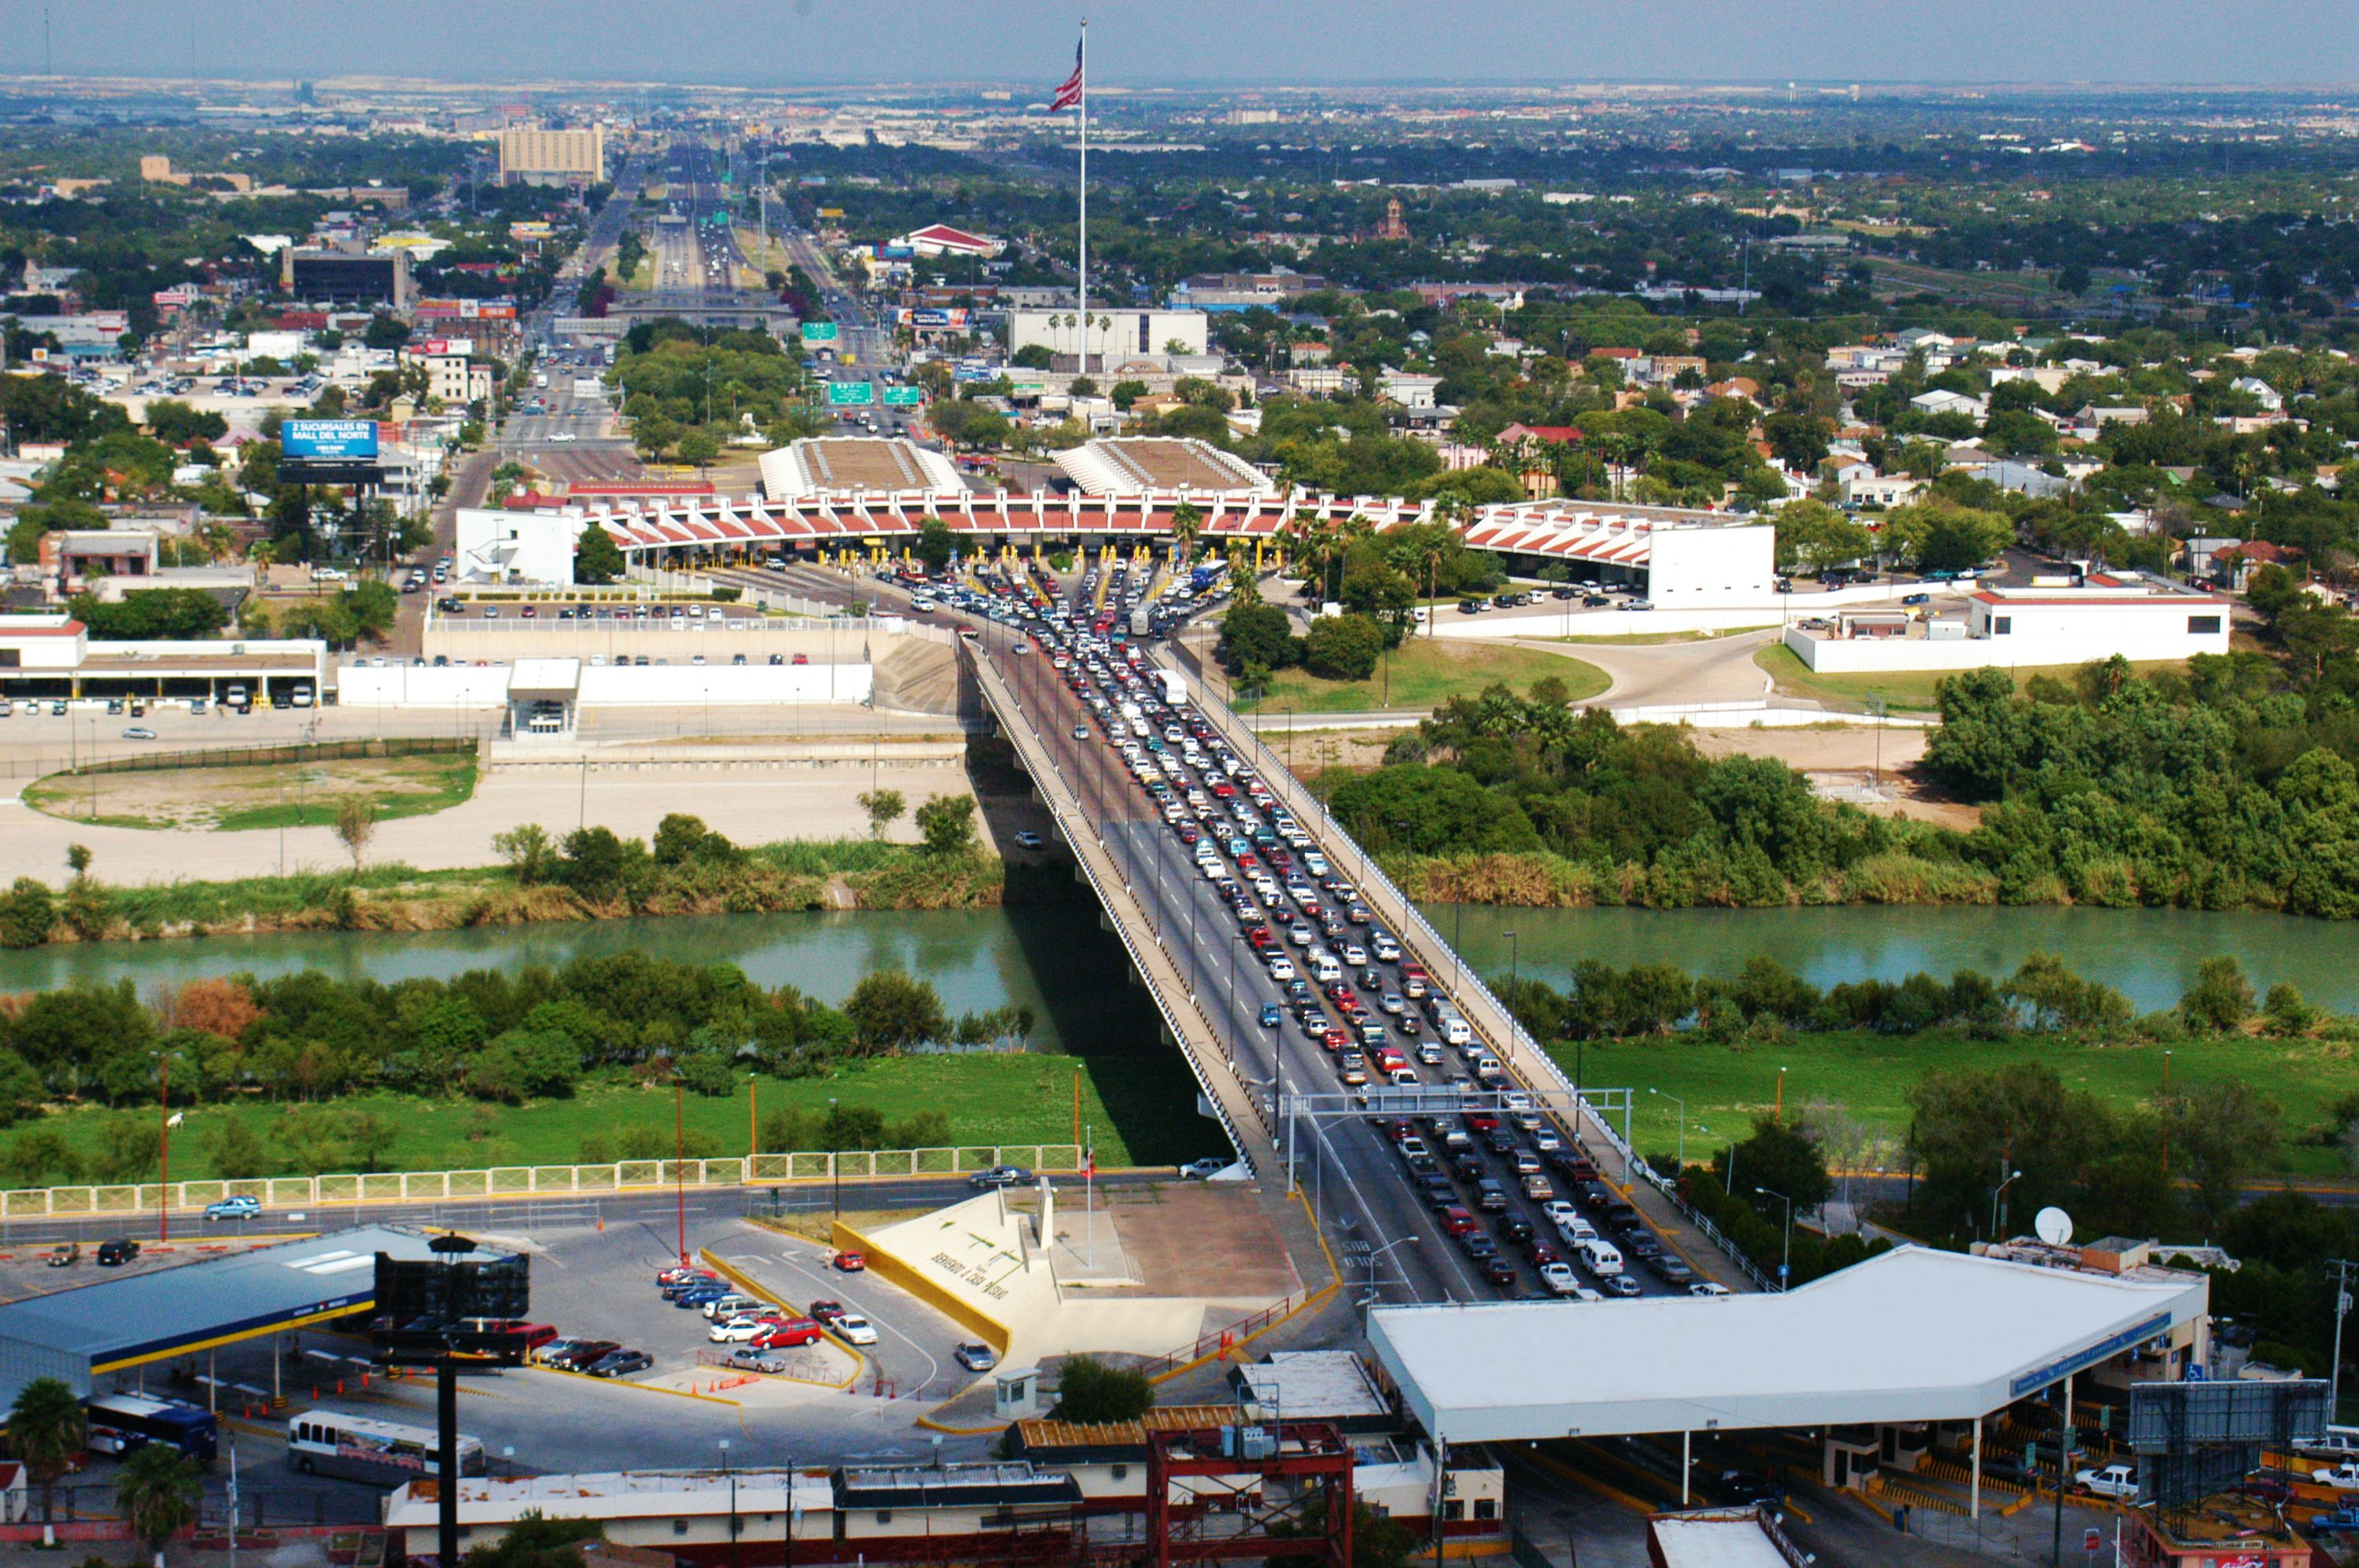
[
  {"x1": 825, "y1": 380, "x2": 875, "y2": 407},
  {"x1": 881, "y1": 386, "x2": 925, "y2": 407},
  {"x1": 801, "y1": 321, "x2": 840, "y2": 345}
]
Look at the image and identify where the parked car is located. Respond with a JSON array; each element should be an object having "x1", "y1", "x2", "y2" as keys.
[
  {"x1": 831, "y1": 1314, "x2": 880, "y2": 1347},
  {"x1": 587, "y1": 1348, "x2": 654, "y2": 1378},
  {"x1": 96, "y1": 1237, "x2": 140, "y2": 1266},
  {"x1": 2316, "y1": 1462, "x2": 2359, "y2": 1491},
  {"x1": 752, "y1": 1319, "x2": 823, "y2": 1349},
  {"x1": 710, "y1": 1315, "x2": 785, "y2": 1344},
  {"x1": 725, "y1": 1348, "x2": 789, "y2": 1374},
  {"x1": 954, "y1": 1343, "x2": 997, "y2": 1372},
  {"x1": 1178, "y1": 1157, "x2": 1228, "y2": 1180},
  {"x1": 204, "y1": 1195, "x2": 262, "y2": 1221},
  {"x1": 806, "y1": 1301, "x2": 849, "y2": 1328},
  {"x1": 545, "y1": 1339, "x2": 619, "y2": 1370},
  {"x1": 832, "y1": 1250, "x2": 868, "y2": 1272},
  {"x1": 44, "y1": 1242, "x2": 77, "y2": 1268}
]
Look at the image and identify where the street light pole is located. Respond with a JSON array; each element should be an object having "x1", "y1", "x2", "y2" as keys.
[
  {"x1": 151, "y1": 1050, "x2": 172, "y2": 1243},
  {"x1": 829, "y1": 1097, "x2": 841, "y2": 1220},
  {"x1": 673, "y1": 1067, "x2": 689, "y2": 1267},
  {"x1": 1992, "y1": 1166, "x2": 2023, "y2": 1240},
  {"x1": 1756, "y1": 1186, "x2": 1794, "y2": 1290},
  {"x1": 1649, "y1": 1087, "x2": 1685, "y2": 1174}
]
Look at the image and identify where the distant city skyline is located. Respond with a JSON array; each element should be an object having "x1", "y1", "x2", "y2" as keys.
[{"x1": 7, "y1": 0, "x2": 2359, "y2": 89}]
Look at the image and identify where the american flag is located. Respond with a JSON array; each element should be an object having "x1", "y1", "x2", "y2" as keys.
[{"x1": 1049, "y1": 38, "x2": 1083, "y2": 111}]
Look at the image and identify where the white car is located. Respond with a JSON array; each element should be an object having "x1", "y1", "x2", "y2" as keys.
[
  {"x1": 1688, "y1": 1282, "x2": 1732, "y2": 1298},
  {"x1": 831, "y1": 1314, "x2": 879, "y2": 1347},
  {"x1": 2317, "y1": 1462, "x2": 2359, "y2": 1491},
  {"x1": 551, "y1": 431, "x2": 579, "y2": 442},
  {"x1": 709, "y1": 1316, "x2": 779, "y2": 1343},
  {"x1": 2077, "y1": 1463, "x2": 2139, "y2": 1500},
  {"x1": 1539, "y1": 1200, "x2": 1578, "y2": 1230}
]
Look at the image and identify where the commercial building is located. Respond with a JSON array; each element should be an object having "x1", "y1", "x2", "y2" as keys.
[
  {"x1": 0, "y1": 1226, "x2": 482, "y2": 1405},
  {"x1": 284, "y1": 248, "x2": 413, "y2": 310},
  {"x1": 1783, "y1": 572, "x2": 2233, "y2": 674},
  {"x1": 1458, "y1": 501, "x2": 1779, "y2": 608},
  {"x1": 383, "y1": 1470, "x2": 831, "y2": 1566},
  {"x1": 497, "y1": 125, "x2": 607, "y2": 187},
  {"x1": 1009, "y1": 307, "x2": 1209, "y2": 369},
  {"x1": 0, "y1": 614, "x2": 326, "y2": 704},
  {"x1": 891, "y1": 223, "x2": 1002, "y2": 259}
]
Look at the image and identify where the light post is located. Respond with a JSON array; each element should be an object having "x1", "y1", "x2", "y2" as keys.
[
  {"x1": 719, "y1": 1439, "x2": 736, "y2": 1568},
  {"x1": 1359, "y1": 1234, "x2": 1421, "y2": 1312},
  {"x1": 1992, "y1": 1167, "x2": 2023, "y2": 1240},
  {"x1": 151, "y1": 1049, "x2": 174, "y2": 1243},
  {"x1": 828, "y1": 1097, "x2": 841, "y2": 1219},
  {"x1": 1505, "y1": 929, "x2": 1520, "y2": 1000},
  {"x1": 1649, "y1": 1087, "x2": 1685, "y2": 1174},
  {"x1": 672, "y1": 1062, "x2": 689, "y2": 1267},
  {"x1": 1756, "y1": 1185, "x2": 1794, "y2": 1290}
]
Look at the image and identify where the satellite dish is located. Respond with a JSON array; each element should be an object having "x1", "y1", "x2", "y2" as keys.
[{"x1": 2035, "y1": 1207, "x2": 2075, "y2": 1247}]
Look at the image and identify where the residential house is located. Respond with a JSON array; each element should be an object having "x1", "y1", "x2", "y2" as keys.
[
  {"x1": 2229, "y1": 376, "x2": 2284, "y2": 412},
  {"x1": 1910, "y1": 389, "x2": 1990, "y2": 423},
  {"x1": 1843, "y1": 472, "x2": 1927, "y2": 509}
]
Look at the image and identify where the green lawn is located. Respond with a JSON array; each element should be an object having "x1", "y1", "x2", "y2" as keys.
[
  {"x1": 1754, "y1": 644, "x2": 2190, "y2": 716},
  {"x1": 25, "y1": 755, "x2": 478, "y2": 833},
  {"x1": 31, "y1": 1053, "x2": 1178, "y2": 1181},
  {"x1": 1569, "y1": 1029, "x2": 2355, "y2": 1180},
  {"x1": 1241, "y1": 638, "x2": 1609, "y2": 715}
]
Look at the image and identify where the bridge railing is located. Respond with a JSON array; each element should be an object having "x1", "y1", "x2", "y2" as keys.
[
  {"x1": 1174, "y1": 644, "x2": 1650, "y2": 1185},
  {"x1": 963, "y1": 635, "x2": 1267, "y2": 1169}
]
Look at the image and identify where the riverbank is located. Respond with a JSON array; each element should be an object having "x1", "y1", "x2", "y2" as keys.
[
  {"x1": 1390, "y1": 847, "x2": 1999, "y2": 909},
  {"x1": 11, "y1": 1052, "x2": 1214, "y2": 1180},
  {"x1": 1, "y1": 839, "x2": 1026, "y2": 949}
]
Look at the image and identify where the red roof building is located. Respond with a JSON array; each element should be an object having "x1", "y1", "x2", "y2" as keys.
[{"x1": 894, "y1": 224, "x2": 1004, "y2": 260}]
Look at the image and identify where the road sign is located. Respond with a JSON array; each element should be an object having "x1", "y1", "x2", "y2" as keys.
[
  {"x1": 801, "y1": 321, "x2": 840, "y2": 345},
  {"x1": 881, "y1": 386, "x2": 924, "y2": 407},
  {"x1": 825, "y1": 380, "x2": 874, "y2": 407}
]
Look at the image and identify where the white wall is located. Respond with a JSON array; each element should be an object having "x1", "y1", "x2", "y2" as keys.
[
  {"x1": 1010, "y1": 307, "x2": 1209, "y2": 361},
  {"x1": 338, "y1": 663, "x2": 514, "y2": 709},
  {"x1": 1784, "y1": 622, "x2": 2226, "y2": 674},
  {"x1": 575, "y1": 663, "x2": 871, "y2": 706},
  {"x1": 1645, "y1": 523, "x2": 1778, "y2": 608},
  {"x1": 455, "y1": 507, "x2": 588, "y2": 586},
  {"x1": 337, "y1": 662, "x2": 872, "y2": 709}
]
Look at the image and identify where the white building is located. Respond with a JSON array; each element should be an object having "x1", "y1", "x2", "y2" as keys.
[
  {"x1": 1784, "y1": 572, "x2": 2232, "y2": 674},
  {"x1": 756, "y1": 436, "x2": 964, "y2": 501},
  {"x1": 1457, "y1": 503, "x2": 1778, "y2": 608},
  {"x1": 1009, "y1": 307, "x2": 1209, "y2": 369},
  {"x1": 1909, "y1": 389, "x2": 1989, "y2": 423}
]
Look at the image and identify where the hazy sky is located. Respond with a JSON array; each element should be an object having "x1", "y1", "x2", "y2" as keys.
[{"x1": 11, "y1": 1, "x2": 2359, "y2": 88}]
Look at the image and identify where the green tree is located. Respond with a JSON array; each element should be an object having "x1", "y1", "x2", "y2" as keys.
[
  {"x1": 493, "y1": 823, "x2": 558, "y2": 885},
  {"x1": 573, "y1": 521, "x2": 626, "y2": 586},
  {"x1": 856, "y1": 789, "x2": 907, "y2": 840},
  {"x1": 1303, "y1": 613, "x2": 1385, "y2": 681},
  {"x1": 842, "y1": 970, "x2": 948, "y2": 1053},
  {"x1": 1716, "y1": 1116, "x2": 1833, "y2": 1216},
  {"x1": 914, "y1": 793, "x2": 976, "y2": 855},
  {"x1": 1219, "y1": 601, "x2": 1299, "y2": 672},
  {"x1": 557, "y1": 826, "x2": 639, "y2": 902},
  {"x1": 1052, "y1": 1353, "x2": 1155, "y2": 1423},
  {"x1": 2165, "y1": 1080, "x2": 2282, "y2": 1233},
  {"x1": 332, "y1": 796, "x2": 376, "y2": 871},
  {"x1": 344, "y1": 1110, "x2": 398, "y2": 1172},
  {"x1": 209, "y1": 1116, "x2": 272, "y2": 1181},
  {"x1": 674, "y1": 430, "x2": 720, "y2": 470},
  {"x1": 9, "y1": 1377, "x2": 85, "y2": 1541},
  {"x1": 2181, "y1": 956, "x2": 2255, "y2": 1034},
  {"x1": 116, "y1": 1440, "x2": 202, "y2": 1568},
  {"x1": 1012, "y1": 343, "x2": 1053, "y2": 370},
  {"x1": 458, "y1": 1512, "x2": 605, "y2": 1568}
]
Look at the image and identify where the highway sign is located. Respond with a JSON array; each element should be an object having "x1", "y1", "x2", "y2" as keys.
[
  {"x1": 801, "y1": 321, "x2": 840, "y2": 345},
  {"x1": 825, "y1": 380, "x2": 874, "y2": 407},
  {"x1": 881, "y1": 386, "x2": 925, "y2": 407}
]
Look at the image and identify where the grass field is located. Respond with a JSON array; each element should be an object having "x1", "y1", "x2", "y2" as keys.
[
  {"x1": 1567, "y1": 1029, "x2": 2357, "y2": 1179},
  {"x1": 25, "y1": 1052, "x2": 1205, "y2": 1181},
  {"x1": 1754, "y1": 644, "x2": 2189, "y2": 715},
  {"x1": 1241, "y1": 638, "x2": 1608, "y2": 715},
  {"x1": 25, "y1": 753, "x2": 478, "y2": 833}
]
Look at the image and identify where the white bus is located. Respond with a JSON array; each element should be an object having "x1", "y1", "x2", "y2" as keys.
[{"x1": 286, "y1": 1414, "x2": 487, "y2": 1486}]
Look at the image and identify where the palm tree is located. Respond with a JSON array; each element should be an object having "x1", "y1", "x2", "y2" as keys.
[
  {"x1": 1169, "y1": 501, "x2": 1204, "y2": 570},
  {"x1": 117, "y1": 1440, "x2": 202, "y2": 1568},
  {"x1": 9, "y1": 1377, "x2": 82, "y2": 1545}
]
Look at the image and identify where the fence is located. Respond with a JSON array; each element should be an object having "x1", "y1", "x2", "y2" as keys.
[
  {"x1": 0, "y1": 1145, "x2": 1087, "y2": 1219},
  {"x1": 1136, "y1": 1279, "x2": 1330, "y2": 1381},
  {"x1": 45, "y1": 734, "x2": 479, "y2": 781}
]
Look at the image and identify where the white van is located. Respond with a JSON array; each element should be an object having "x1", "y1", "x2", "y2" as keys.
[
  {"x1": 1440, "y1": 1016, "x2": 1473, "y2": 1047},
  {"x1": 1308, "y1": 949, "x2": 1342, "y2": 984},
  {"x1": 1578, "y1": 1240, "x2": 1625, "y2": 1276},
  {"x1": 1472, "y1": 1054, "x2": 1504, "y2": 1081}
]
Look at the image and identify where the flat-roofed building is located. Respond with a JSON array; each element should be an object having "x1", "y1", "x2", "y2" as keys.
[
  {"x1": 497, "y1": 125, "x2": 606, "y2": 187},
  {"x1": 1010, "y1": 307, "x2": 1209, "y2": 370},
  {"x1": 757, "y1": 437, "x2": 965, "y2": 500}
]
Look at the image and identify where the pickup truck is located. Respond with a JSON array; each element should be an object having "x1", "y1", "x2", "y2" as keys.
[
  {"x1": 2074, "y1": 1462, "x2": 2138, "y2": 1501},
  {"x1": 2314, "y1": 1462, "x2": 2359, "y2": 1490}
]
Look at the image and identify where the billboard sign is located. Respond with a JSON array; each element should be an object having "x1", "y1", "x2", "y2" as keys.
[
  {"x1": 881, "y1": 386, "x2": 925, "y2": 407},
  {"x1": 801, "y1": 321, "x2": 840, "y2": 345},
  {"x1": 825, "y1": 380, "x2": 874, "y2": 407},
  {"x1": 900, "y1": 308, "x2": 971, "y2": 330},
  {"x1": 282, "y1": 419, "x2": 380, "y2": 460}
]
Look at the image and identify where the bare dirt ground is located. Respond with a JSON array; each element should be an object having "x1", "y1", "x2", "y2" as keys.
[
  {"x1": 1690, "y1": 726, "x2": 1982, "y2": 829},
  {"x1": 24, "y1": 753, "x2": 465, "y2": 831}
]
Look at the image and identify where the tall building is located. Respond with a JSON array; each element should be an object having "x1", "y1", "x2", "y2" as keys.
[
  {"x1": 1376, "y1": 198, "x2": 1411, "y2": 241},
  {"x1": 497, "y1": 125, "x2": 606, "y2": 187},
  {"x1": 283, "y1": 248, "x2": 412, "y2": 309}
]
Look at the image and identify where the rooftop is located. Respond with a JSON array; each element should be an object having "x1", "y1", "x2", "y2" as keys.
[
  {"x1": 1369, "y1": 1245, "x2": 2207, "y2": 1445},
  {"x1": 0, "y1": 1225, "x2": 477, "y2": 1381},
  {"x1": 386, "y1": 1469, "x2": 831, "y2": 1528},
  {"x1": 1054, "y1": 437, "x2": 1273, "y2": 497},
  {"x1": 1232, "y1": 1350, "x2": 1392, "y2": 1422},
  {"x1": 757, "y1": 437, "x2": 964, "y2": 500},
  {"x1": 834, "y1": 1461, "x2": 1081, "y2": 1509}
]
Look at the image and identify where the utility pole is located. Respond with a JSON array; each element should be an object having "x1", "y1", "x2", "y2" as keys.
[{"x1": 2331, "y1": 1258, "x2": 2358, "y2": 1425}]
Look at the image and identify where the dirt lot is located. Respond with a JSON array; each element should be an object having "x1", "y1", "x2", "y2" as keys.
[
  {"x1": 1689, "y1": 726, "x2": 1981, "y2": 829},
  {"x1": 25, "y1": 752, "x2": 474, "y2": 832}
]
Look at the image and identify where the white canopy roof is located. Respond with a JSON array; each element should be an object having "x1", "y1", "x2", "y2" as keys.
[{"x1": 1369, "y1": 1245, "x2": 2207, "y2": 1444}]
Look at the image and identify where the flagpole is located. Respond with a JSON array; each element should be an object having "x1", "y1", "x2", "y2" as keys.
[{"x1": 1077, "y1": 18, "x2": 1089, "y2": 376}]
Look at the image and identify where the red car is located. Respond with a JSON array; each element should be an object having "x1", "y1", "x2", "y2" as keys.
[
  {"x1": 754, "y1": 1318, "x2": 824, "y2": 1349},
  {"x1": 1442, "y1": 1206, "x2": 1479, "y2": 1238},
  {"x1": 833, "y1": 1250, "x2": 867, "y2": 1272},
  {"x1": 1463, "y1": 1112, "x2": 1502, "y2": 1133}
]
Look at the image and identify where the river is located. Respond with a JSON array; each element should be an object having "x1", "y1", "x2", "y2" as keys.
[
  {"x1": 2, "y1": 902, "x2": 2355, "y2": 1030},
  {"x1": 1423, "y1": 903, "x2": 2359, "y2": 1017},
  {"x1": 0, "y1": 906, "x2": 1163, "y2": 1058}
]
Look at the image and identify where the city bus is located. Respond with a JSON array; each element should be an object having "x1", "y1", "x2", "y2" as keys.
[
  {"x1": 286, "y1": 1413, "x2": 487, "y2": 1486},
  {"x1": 85, "y1": 1395, "x2": 219, "y2": 1465}
]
